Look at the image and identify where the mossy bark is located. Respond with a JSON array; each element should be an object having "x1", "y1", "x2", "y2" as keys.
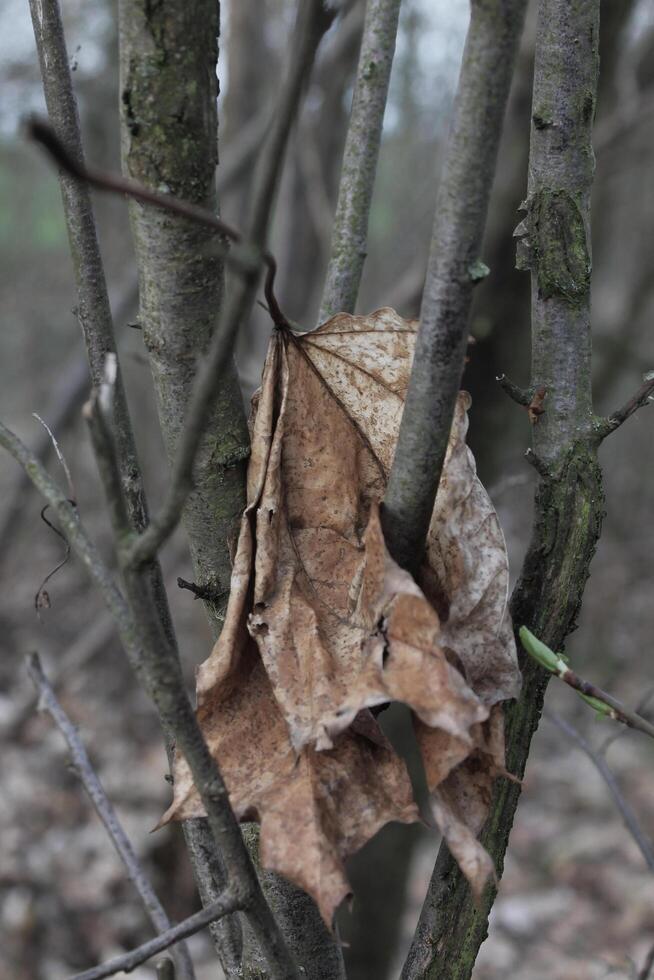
[
  {"x1": 118, "y1": 3, "x2": 344, "y2": 977},
  {"x1": 401, "y1": 2, "x2": 603, "y2": 977},
  {"x1": 118, "y1": 1, "x2": 248, "y2": 974}
]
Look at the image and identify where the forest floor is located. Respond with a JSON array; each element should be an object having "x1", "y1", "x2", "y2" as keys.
[
  {"x1": 2, "y1": 454, "x2": 653, "y2": 980},
  {"x1": 3, "y1": 620, "x2": 653, "y2": 980}
]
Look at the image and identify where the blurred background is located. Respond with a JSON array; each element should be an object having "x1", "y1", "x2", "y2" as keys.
[{"x1": 1, "y1": 0, "x2": 654, "y2": 977}]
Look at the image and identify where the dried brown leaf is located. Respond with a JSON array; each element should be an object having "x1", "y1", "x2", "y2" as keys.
[{"x1": 163, "y1": 308, "x2": 520, "y2": 921}]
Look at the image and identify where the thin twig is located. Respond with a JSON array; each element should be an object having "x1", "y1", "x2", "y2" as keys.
[
  {"x1": 84, "y1": 387, "x2": 300, "y2": 979},
  {"x1": 26, "y1": 117, "x2": 290, "y2": 331},
  {"x1": 596, "y1": 372, "x2": 654, "y2": 439},
  {"x1": 600, "y1": 687, "x2": 654, "y2": 756},
  {"x1": 34, "y1": 503, "x2": 75, "y2": 614},
  {"x1": 546, "y1": 711, "x2": 654, "y2": 872},
  {"x1": 26, "y1": 652, "x2": 196, "y2": 980},
  {"x1": 26, "y1": 0, "x2": 151, "y2": 535},
  {"x1": 68, "y1": 892, "x2": 243, "y2": 980},
  {"x1": 32, "y1": 413, "x2": 76, "y2": 499},
  {"x1": 520, "y1": 628, "x2": 654, "y2": 742},
  {"x1": 383, "y1": 0, "x2": 528, "y2": 576},
  {"x1": 496, "y1": 373, "x2": 532, "y2": 406},
  {"x1": 0, "y1": 281, "x2": 138, "y2": 572},
  {"x1": 319, "y1": 0, "x2": 402, "y2": 320},
  {"x1": 30, "y1": 414, "x2": 78, "y2": 614},
  {"x1": 0, "y1": 422, "x2": 274, "y2": 970}
]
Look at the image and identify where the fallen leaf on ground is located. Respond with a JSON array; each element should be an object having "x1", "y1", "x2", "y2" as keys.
[{"x1": 162, "y1": 308, "x2": 520, "y2": 923}]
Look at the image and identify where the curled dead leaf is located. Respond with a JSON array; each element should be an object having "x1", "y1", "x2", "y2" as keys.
[{"x1": 163, "y1": 308, "x2": 520, "y2": 924}]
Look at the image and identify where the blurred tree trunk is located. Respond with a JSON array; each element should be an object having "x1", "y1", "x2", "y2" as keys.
[{"x1": 222, "y1": 0, "x2": 276, "y2": 228}]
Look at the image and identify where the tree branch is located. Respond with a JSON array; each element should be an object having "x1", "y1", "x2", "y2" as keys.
[
  {"x1": 117, "y1": 1, "x2": 337, "y2": 586},
  {"x1": 83, "y1": 388, "x2": 301, "y2": 979},
  {"x1": 546, "y1": 711, "x2": 654, "y2": 872},
  {"x1": 402, "y1": 1, "x2": 603, "y2": 976},
  {"x1": 318, "y1": 0, "x2": 402, "y2": 320},
  {"x1": 25, "y1": 652, "x2": 196, "y2": 980},
  {"x1": 25, "y1": 4, "x2": 234, "y2": 954},
  {"x1": 521, "y1": 628, "x2": 654, "y2": 742},
  {"x1": 383, "y1": 0, "x2": 528, "y2": 576},
  {"x1": 68, "y1": 891, "x2": 243, "y2": 980},
  {"x1": 27, "y1": 0, "x2": 149, "y2": 537},
  {"x1": 496, "y1": 373, "x2": 532, "y2": 406},
  {"x1": 596, "y1": 371, "x2": 654, "y2": 439},
  {"x1": 0, "y1": 416, "x2": 298, "y2": 978},
  {"x1": 26, "y1": 117, "x2": 288, "y2": 331}
]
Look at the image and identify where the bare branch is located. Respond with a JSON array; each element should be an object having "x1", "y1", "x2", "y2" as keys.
[
  {"x1": 26, "y1": 117, "x2": 289, "y2": 331},
  {"x1": 245, "y1": 1, "x2": 337, "y2": 246},
  {"x1": 217, "y1": 2, "x2": 366, "y2": 200},
  {"x1": 402, "y1": 0, "x2": 603, "y2": 975},
  {"x1": 25, "y1": 653, "x2": 196, "y2": 980},
  {"x1": 496, "y1": 373, "x2": 532, "y2": 406},
  {"x1": 600, "y1": 687, "x2": 654, "y2": 756},
  {"x1": 124, "y1": 0, "x2": 337, "y2": 574},
  {"x1": 546, "y1": 711, "x2": 654, "y2": 872},
  {"x1": 0, "y1": 419, "x2": 296, "y2": 976},
  {"x1": 27, "y1": 0, "x2": 149, "y2": 535},
  {"x1": 32, "y1": 414, "x2": 76, "y2": 500},
  {"x1": 383, "y1": 0, "x2": 528, "y2": 576},
  {"x1": 319, "y1": 0, "x2": 402, "y2": 319},
  {"x1": 25, "y1": 5, "x2": 229, "y2": 931},
  {"x1": 0, "y1": 281, "x2": 137, "y2": 574},
  {"x1": 83, "y1": 389, "x2": 301, "y2": 979},
  {"x1": 596, "y1": 372, "x2": 654, "y2": 439},
  {"x1": 68, "y1": 891, "x2": 243, "y2": 980}
]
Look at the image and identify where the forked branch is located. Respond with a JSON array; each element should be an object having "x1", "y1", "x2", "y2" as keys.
[
  {"x1": 596, "y1": 371, "x2": 654, "y2": 439},
  {"x1": 546, "y1": 711, "x2": 654, "y2": 872},
  {"x1": 69, "y1": 892, "x2": 243, "y2": 980},
  {"x1": 26, "y1": 653, "x2": 196, "y2": 980}
]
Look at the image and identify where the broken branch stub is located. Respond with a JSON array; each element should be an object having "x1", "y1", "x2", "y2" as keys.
[{"x1": 162, "y1": 308, "x2": 520, "y2": 923}]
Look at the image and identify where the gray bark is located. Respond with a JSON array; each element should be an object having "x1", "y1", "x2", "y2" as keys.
[
  {"x1": 118, "y1": 2, "x2": 345, "y2": 976},
  {"x1": 319, "y1": 0, "x2": 402, "y2": 320},
  {"x1": 401, "y1": 2, "x2": 603, "y2": 977},
  {"x1": 382, "y1": 0, "x2": 529, "y2": 576},
  {"x1": 119, "y1": 0, "x2": 250, "y2": 635}
]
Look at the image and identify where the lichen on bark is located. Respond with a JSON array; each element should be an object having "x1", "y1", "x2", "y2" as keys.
[
  {"x1": 527, "y1": 189, "x2": 591, "y2": 302},
  {"x1": 118, "y1": 0, "x2": 249, "y2": 633},
  {"x1": 400, "y1": 1, "x2": 603, "y2": 977}
]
